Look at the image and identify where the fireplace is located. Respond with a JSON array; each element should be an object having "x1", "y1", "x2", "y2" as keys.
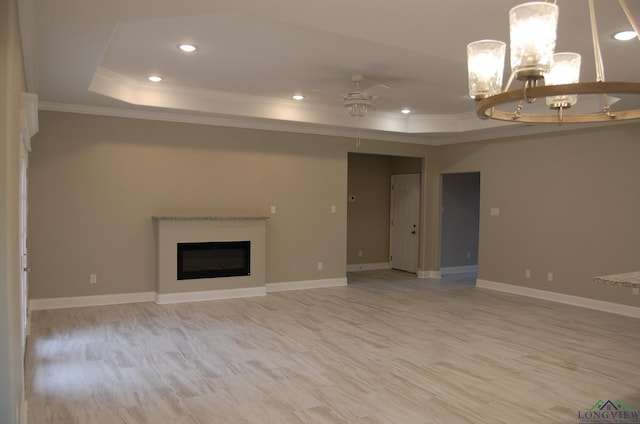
[
  {"x1": 177, "y1": 240, "x2": 250, "y2": 280},
  {"x1": 153, "y1": 216, "x2": 268, "y2": 304}
]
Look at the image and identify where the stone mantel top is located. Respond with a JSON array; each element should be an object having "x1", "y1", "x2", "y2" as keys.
[
  {"x1": 594, "y1": 272, "x2": 640, "y2": 289},
  {"x1": 152, "y1": 216, "x2": 270, "y2": 221}
]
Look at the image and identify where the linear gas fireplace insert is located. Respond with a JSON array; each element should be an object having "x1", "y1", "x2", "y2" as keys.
[{"x1": 177, "y1": 240, "x2": 250, "y2": 280}]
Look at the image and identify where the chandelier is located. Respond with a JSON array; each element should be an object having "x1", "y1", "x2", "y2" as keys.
[{"x1": 467, "y1": 0, "x2": 640, "y2": 124}]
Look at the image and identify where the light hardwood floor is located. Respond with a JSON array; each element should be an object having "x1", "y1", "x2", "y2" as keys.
[{"x1": 26, "y1": 270, "x2": 640, "y2": 423}]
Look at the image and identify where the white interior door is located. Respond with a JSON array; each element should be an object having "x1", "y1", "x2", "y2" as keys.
[{"x1": 390, "y1": 174, "x2": 420, "y2": 273}]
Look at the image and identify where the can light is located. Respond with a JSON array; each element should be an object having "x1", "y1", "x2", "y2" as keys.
[
  {"x1": 148, "y1": 75, "x2": 163, "y2": 82},
  {"x1": 614, "y1": 30, "x2": 637, "y2": 41},
  {"x1": 292, "y1": 95, "x2": 305, "y2": 100},
  {"x1": 178, "y1": 44, "x2": 197, "y2": 53}
]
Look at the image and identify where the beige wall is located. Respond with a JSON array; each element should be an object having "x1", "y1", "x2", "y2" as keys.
[
  {"x1": 432, "y1": 123, "x2": 640, "y2": 306},
  {"x1": 29, "y1": 110, "x2": 640, "y2": 309},
  {"x1": 0, "y1": 0, "x2": 26, "y2": 421},
  {"x1": 347, "y1": 153, "x2": 391, "y2": 265},
  {"x1": 391, "y1": 156, "x2": 422, "y2": 174},
  {"x1": 28, "y1": 112, "x2": 433, "y2": 299}
]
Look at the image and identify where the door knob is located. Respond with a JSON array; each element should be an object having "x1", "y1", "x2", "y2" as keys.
[{"x1": 411, "y1": 230, "x2": 416, "y2": 234}]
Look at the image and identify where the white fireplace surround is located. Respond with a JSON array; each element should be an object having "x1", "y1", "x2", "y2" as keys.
[{"x1": 153, "y1": 216, "x2": 269, "y2": 304}]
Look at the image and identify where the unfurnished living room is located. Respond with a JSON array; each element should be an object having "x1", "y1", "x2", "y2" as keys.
[{"x1": 2, "y1": 0, "x2": 640, "y2": 423}]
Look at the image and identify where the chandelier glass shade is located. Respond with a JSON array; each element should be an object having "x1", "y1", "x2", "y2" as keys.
[
  {"x1": 509, "y1": 2, "x2": 558, "y2": 78},
  {"x1": 467, "y1": 40, "x2": 506, "y2": 99},
  {"x1": 467, "y1": 0, "x2": 640, "y2": 124},
  {"x1": 545, "y1": 52, "x2": 581, "y2": 108}
]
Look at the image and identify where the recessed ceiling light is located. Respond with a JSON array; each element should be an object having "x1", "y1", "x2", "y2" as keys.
[
  {"x1": 401, "y1": 108, "x2": 411, "y2": 114},
  {"x1": 178, "y1": 44, "x2": 197, "y2": 53},
  {"x1": 292, "y1": 95, "x2": 305, "y2": 100},
  {"x1": 148, "y1": 75, "x2": 163, "y2": 82},
  {"x1": 613, "y1": 30, "x2": 637, "y2": 41}
]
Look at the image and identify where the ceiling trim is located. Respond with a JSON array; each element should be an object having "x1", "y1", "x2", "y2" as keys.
[
  {"x1": 38, "y1": 101, "x2": 437, "y2": 145},
  {"x1": 88, "y1": 67, "x2": 520, "y2": 136},
  {"x1": 40, "y1": 100, "x2": 632, "y2": 146},
  {"x1": 89, "y1": 67, "x2": 410, "y2": 132}
]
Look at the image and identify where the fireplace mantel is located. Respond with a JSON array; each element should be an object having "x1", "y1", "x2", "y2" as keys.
[{"x1": 153, "y1": 216, "x2": 269, "y2": 221}]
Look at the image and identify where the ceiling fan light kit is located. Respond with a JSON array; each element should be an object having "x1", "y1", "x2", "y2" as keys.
[
  {"x1": 467, "y1": 0, "x2": 640, "y2": 124},
  {"x1": 343, "y1": 74, "x2": 375, "y2": 117},
  {"x1": 344, "y1": 99, "x2": 371, "y2": 118}
]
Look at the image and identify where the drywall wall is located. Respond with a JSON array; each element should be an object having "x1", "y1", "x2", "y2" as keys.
[
  {"x1": 0, "y1": 0, "x2": 26, "y2": 421},
  {"x1": 440, "y1": 172, "x2": 480, "y2": 268},
  {"x1": 347, "y1": 153, "x2": 391, "y2": 266},
  {"x1": 28, "y1": 112, "x2": 432, "y2": 299},
  {"x1": 31, "y1": 110, "x2": 640, "y2": 308},
  {"x1": 433, "y1": 123, "x2": 640, "y2": 306},
  {"x1": 391, "y1": 156, "x2": 422, "y2": 175}
]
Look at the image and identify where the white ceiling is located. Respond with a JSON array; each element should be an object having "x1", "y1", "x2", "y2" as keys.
[{"x1": 18, "y1": 0, "x2": 640, "y2": 144}]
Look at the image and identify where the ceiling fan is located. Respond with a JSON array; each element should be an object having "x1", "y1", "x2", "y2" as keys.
[{"x1": 343, "y1": 74, "x2": 389, "y2": 117}]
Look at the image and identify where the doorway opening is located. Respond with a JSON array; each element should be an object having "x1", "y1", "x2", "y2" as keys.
[
  {"x1": 439, "y1": 172, "x2": 480, "y2": 280},
  {"x1": 346, "y1": 153, "x2": 422, "y2": 275}
]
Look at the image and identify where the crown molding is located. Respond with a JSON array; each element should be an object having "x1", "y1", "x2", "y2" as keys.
[
  {"x1": 39, "y1": 100, "x2": 632, "y2": 147},
  {"x1": 87, "y1": 67, "x2": 523, "y2": 138},
  {"x1": 38, "y1": 101, "x2": 436, "y2": 144},
  {"x1": 20, "y1": 93, "x2": 38, "y2": 152}
]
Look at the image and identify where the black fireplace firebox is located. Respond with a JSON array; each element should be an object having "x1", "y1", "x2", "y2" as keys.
[{"x1": 177, "y1": 241, "x2": 251, "y2": 280}]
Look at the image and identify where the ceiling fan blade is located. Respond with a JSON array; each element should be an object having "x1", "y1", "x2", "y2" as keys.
[{"x1": 364, "y1": 83, "x2": 391, "y2": 95}]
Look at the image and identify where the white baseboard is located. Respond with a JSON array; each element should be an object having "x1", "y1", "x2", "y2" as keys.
[
  {"x1": 27, "y1": 279, "x2": 350, "y2": 310},
  {"x1": 418, "y1": 269, "x2": 441, "y2": 279},
  {"x1": 155, "y1": 286, "x2": 266, "y2": 305},
  {"x1": 266, "y1": 278, "x2": 348, "y2": 293},
  {"x1": 346, "y1": 263, "x2": 390, "y2": 272},
  {"x1": 441, "y1": 265, "x2": 478, "y2": 275},
  {"x1": 476, "y1": 279, "x2": 640, "y2": 319},
  {"x1": 29, "y1": 291, "x2": 156, "y2": 311}
]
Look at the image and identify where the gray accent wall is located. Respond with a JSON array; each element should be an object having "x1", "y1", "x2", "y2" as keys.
[{"x1": 440, "y1": 172, "x2": 480, "y2": 268}]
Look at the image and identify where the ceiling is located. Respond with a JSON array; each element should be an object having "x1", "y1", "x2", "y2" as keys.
[{"x1": 18, "y1": 0, "x2": 640, "y2": 145}]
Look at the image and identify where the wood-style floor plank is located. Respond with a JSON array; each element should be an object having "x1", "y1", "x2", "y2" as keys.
[{"x1": 26, "y1": 270, "x2": 640, "y2": 423}]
